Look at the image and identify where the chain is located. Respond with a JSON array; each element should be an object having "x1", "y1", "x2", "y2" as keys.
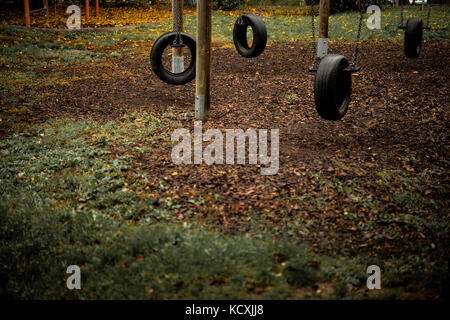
[
  {"x1": 172, "y1": 0, "x2": 183, "y2": 46},
  {"x1": 259, "y1": 0, "x2": 263, "y2": 16},
  {"x1": 350, "y1": 1, "x2": 364, "y2": 68},
  {"x1": 399, "y1": 0, "x2": 431, "y2": 28},
  {"x1": 400, "y1": 0, "x2": 404, "y2": 27},
  {"x1": 310, "y1": 1, "x2": 318, "y2": 70},
  {"x1": 310, "y1": 0, "x2": 363, "y2": 69}
]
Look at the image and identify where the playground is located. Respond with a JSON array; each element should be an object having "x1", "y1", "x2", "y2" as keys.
[{"x1": 0, "y1": 1, "x2": 449, "y2": 300}]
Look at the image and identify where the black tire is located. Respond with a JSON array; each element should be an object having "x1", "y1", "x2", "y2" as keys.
[
  {"x1": 150, "y1": 32, "x2": 196, "y2": 85},
  {"x1": 233, "y1": 14, "x2": 267, "y2": 58},
  {"x1": 314, "y1": 54, "x2": 352, "y2": 121},
  {"x1": 404, "y1": 17, "x2": 423, "y2": 59}
]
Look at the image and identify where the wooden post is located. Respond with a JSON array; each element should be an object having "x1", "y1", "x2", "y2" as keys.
[
  {"x1": 317, "y1": 0, "x2": 330, "y2": 58},
  {"x1": 85, "y1": 0, "x2": 90, "y2": 21},
  {"x1": 195, "y1": 0, "x2": 212, "y2": 121},
  {"x1": 24, "y1": 0, "x2": 31, "y2": 27},
  {"x1": 172, "y1": 0, "x2": 184, "y2": 73},
  {"x1": 95, "y1": 0, "x2": 99, "y2": 17},
  {"x1": 45, "y1": 0, "x2": 49, "y2": 21}
]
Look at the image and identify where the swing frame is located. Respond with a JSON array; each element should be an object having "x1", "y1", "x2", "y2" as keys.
[
  {"x1": 398, "y1": 0, "x2": 432, "y2": 30},
  {"x1": 23, "y1": 0, "x2": 100, "y2": 27},
  {"x1": 24, "y1": 0, "x2": 49, "y2": 27}
]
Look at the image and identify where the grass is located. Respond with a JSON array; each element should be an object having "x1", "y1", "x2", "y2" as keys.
[
  {"x1": 0, "y1": 5, "x2": 448, "y2": 83},
  {"x1": 0, "y1": 117, "x2": 448, "y2": 299},
  {"x1": 0, "y1": 4, "x2": 449, "y2": 299},
  {"x1": 0, "y1": 118, "x2": 318, "y2": 299},
  {"x1": 1, "y1": 5, "x2": 448, "y2": 96}
]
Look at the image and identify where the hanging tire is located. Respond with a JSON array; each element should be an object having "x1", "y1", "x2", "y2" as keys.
[
  {"x1": 233, "y1": 14, "x2": 267, "y2": 58},
  {"x1": 314, "y1": 54, "x2": 352, "y2": 121},
  {"x1": 404, "y1": 17, "x2": 423, "y2": 59},
  {"x1": 150, "y1": 32, "x2": 196, "y2": 85}
]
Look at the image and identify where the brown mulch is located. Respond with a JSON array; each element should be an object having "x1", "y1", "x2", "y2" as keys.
[{"x1": 1, "y1": 40, "x2": 449, "y2": 255}]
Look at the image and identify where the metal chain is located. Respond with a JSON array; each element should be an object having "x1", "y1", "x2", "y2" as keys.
[
  {"x1": 400, "y1": 0, "x2": 431, "y2": 28},
  {"x1": 259, "y1": 0, "x2": 263, "y2": 16},
  {"x1": 236, "y1": 0, "x2": 243, "y2": 24},
  {"x1": 400, "y1": 0, "x2": 404, "y2": 26},
  {"x1": 350, "y1": 2, "x2": 365, "y2": 68},
  {"x1": 310, "y1": 1, "x2": 364, "y2": 69},
  {"x1": 310, "y1": 0, "x2": 318, "y2": 70},
  {"x1": 173, "y1": 0, "x2": 183, "y2": 46}
]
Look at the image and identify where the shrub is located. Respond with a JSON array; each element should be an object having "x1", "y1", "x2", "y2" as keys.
[
  {"x1": 213, "y1": 0, "x2": 240, "y2": 11},
  {"x1": 305, "y1": 0, "x2": 391, "y2": 13}
]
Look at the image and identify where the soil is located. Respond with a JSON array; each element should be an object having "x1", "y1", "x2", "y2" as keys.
[{"x1": 1, "y1": 40, "x2": 449, "y2": 255}]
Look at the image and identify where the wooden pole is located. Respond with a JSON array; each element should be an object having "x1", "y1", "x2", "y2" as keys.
[
  {"x1": 24, "y1": 0, "x2": 31, "y2": 27},
  {"x1": 172, "y1": 0, "x2": 184, "y2": 73},
  {"x1": 317, "y1": 0, "x2": 330, "y2": 58},
  {"x1": 85, "y1": 0, "x2": 90, "y2": 21},
  {"x1": 95, "y1": 0, "x2": 99, "y2": 17},
  {"x1": 195, "y1": 0, "x2": 212, "y2": 121},
  {"x1": 45, "y1": 0, "x2": 49, "y2": 21}
]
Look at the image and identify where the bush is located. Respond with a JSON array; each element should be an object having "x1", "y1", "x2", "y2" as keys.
[
  {"x1": 213, "y1": 0, "x2": 240, "y2": 11},
  {"x1": 330, "y1": 0, "x2": 358, "y2": 13},
  {"x1": 305, "y1": 0, "x2": 391, "y2": 14}
]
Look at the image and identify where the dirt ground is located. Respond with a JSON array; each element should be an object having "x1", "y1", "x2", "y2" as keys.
[{"x1": 1, "y1": 40, "x2": 449, "y2": 257}]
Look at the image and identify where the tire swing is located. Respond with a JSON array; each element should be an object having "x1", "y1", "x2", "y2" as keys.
[
  {"x1": 398, "y1": 1, "x2": 432, "y2": 59},
  {"x1": 314, "y1": 55, "x2": 352, "y2": 120},
  {"x1": 308, "y1": 1, "x2": 364, "y2": 120},
  {"x1": 150, "y1": 32, "x2": 196, "y2": 85},
  {"x1": 233, "y1": 0, "x2": 267, "y2": 58}
]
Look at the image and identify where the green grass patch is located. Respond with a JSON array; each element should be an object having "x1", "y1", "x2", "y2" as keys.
[
  {"x1": 0, "y1": 117, "x2": 448, "y2": 299},
  {"x1": 0, "y1": 5, "x2": 448, "y2": 96},
  {"x1": 0, "y1": 117, "x2": 346, "y2": 299},
  {"x1": 88, "y1": 111, "x2": 181, "y2": 155}
]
